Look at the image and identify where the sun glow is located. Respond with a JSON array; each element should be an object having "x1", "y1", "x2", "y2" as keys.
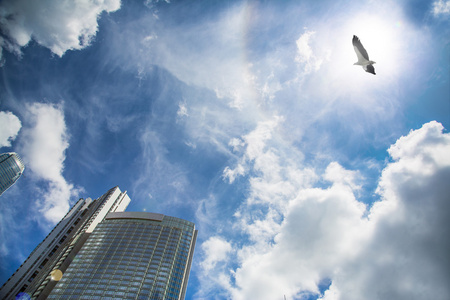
[
  {"x1": 307, "y1": 6, "x2": 420, "y2": 109},
  {"x1": 327, "y1": 11, "x2": 411, "y2": 90},
  {"x1": 349, "y1": 16, "x2": 401, "y2": 70}
]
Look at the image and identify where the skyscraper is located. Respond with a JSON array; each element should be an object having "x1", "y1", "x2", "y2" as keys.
[
  {"x1": 0, "y1": 186, "x2": 130, "y2": 299},
  {"x1": 0, "y1": 187, "x2": 198, "y2": 300},
  {"x1": 0, "y1": 152, "x2": 25, "y2": 196},
  {"x1": 47, "y1": 212, "x2": 197, "y2": 300}
]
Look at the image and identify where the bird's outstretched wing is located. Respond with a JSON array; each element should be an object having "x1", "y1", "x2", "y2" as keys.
[{"x1": 352, "y1": 35, "x2": 370, "y2": 62}]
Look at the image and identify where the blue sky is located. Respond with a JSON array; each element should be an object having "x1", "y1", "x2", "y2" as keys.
[{"x1": 0, "y1": 0, "x2": 449, "y2": 299}]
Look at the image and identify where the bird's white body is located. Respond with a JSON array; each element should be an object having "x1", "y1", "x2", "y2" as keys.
[{"x1": 353, "y1": 60, "x2": 376, "y2": 66}]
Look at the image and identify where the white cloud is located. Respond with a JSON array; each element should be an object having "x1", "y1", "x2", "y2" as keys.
[
  {"x1": 324, "y1": 162, "x2": 362, "y2": 191},
  {"x1": 19, "y1": 103, "x2": 79, "y2": 223},
  {"x1": 225, "y1": 157, "x2": 369, "y2": 300},
  {"x1": 222, "y1": 164, "x2": 245, "y2": 184},
  {"x1": 0, "y1": 0, "x2": 121, "y2": 61},
  {"x1": 324, "y1": 121, "x2": 450, "y2": 300},
  {"x1": 200, "y1": 236, "x2": 233, "y2": 272},
  {"x1": 134, "y1": 2, "x2": 262, "y2": 111},
  {"x1": 244, "y1": 117, "x2": 281, "y2": 161},
  {"x1": 177, "y1": 102, "x2": 189, "y2": 118},
  {"x1": 0, "y1": 111, "x2": 21, "y2": 148},
  {"x1": 432, "y1": 0, "x2": 450, "y2": 16},
  {"x1": 296, "y1": 30, "x2": 325, "y2": 73},
  {"x1": 222, "y1": 116, "x2": 284, "y2": 184},
  {"x1": 231, "y1": 184, "x2": 368, "y2": 300},
  {"x1": 387, "y1": 121, "x2": 450, "y2": 166},
  {"x1": 203, "y1": 121, "x2": 450, "y2": 300},
  {"x1": 228, "y1": 138, "x2": 245, "y2": 152}
]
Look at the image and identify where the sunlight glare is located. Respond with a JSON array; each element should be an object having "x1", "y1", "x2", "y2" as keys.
[
  {"x1": 318, "y1": 9, "x2": 412, "y2": 108},
  {"x1": 345, "y1": 13, "x2": 404, "y2": 77}
]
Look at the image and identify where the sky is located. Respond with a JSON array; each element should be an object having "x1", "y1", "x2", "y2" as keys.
[{"x1": 0, "y1": 0, "x2": 449, "y2": 299}]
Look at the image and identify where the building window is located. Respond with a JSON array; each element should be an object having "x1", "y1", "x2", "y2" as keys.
[
  {"x1": 49, "y1": 246, "x2": 59, "y2": 257},
  {"x1": 19, "y1": 284, "x2": 28, "y2": 293},
  {"x1": 28, "y1": 271, "x2": 39, "y2": 282},
  {"x1": 39, "y1": 258, "x2": 49, "y2": 269}
]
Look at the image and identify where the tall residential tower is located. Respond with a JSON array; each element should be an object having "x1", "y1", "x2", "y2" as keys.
[
  {"x1": 0, "y1": 186, "x2": 130, "y2": 299},
  {"x1": 0, "y1": 152, "x2": 25, "y2": 196}
]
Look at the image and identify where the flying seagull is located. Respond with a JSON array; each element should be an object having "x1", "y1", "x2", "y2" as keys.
[{"x1": 352, "y1": 35, "x2": 376, "y2": 75}]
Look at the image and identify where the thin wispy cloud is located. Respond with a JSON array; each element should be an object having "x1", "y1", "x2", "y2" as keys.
[
  {"x1": 177, "y1": 102, "x2": 189, "y2": 118},
  {"x1": 432, "y1": 0, "x2": 450, "y2": 15},
  {"x1": 296, "y1": 30, "x2": 327, "y2": 74}
]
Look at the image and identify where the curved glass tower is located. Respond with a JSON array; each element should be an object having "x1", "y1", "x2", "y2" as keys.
[
  {"x1": 47, "y1": 212, "x2": 197, "y2": 300},
  {"x1": 0, "y1": 187, "x2": 197, "y2": 300},
  {"x1": 0, "y1": 152, "x2": 25, "y2": 196}
]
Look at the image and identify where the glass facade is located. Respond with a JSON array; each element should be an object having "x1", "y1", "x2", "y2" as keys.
[
  {"x1": 0, "y1": 187, "x2": 130, "y2": 299},
  {"x1": 47, "y1": 213, "x2": 197, "y2": 300},
  {"x1": 0, "y1": 152, "x2": 25, "y2": 196}
]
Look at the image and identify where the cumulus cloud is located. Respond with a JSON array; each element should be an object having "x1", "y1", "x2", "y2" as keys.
[
  {"x1": 200, "y1": 236, "x2": 233, "y2": 272},
  {"x1": 231, "y1": 184, "x2": 368, "y2": 300},
  {"x1": 0, "y1": 0, "x2": 121, "y2": 62},
  {"x1": 326, "y1": 121, "x2": 450, "y2": 300},
  {"x1": 324, "y1": 162, "x2": 362, "y2": 191},
  {"x1": 19, "y1": 103, "x2": 79, "y2": 223},
  {"x1": 201, "y1": 121, "x2": 450, "y2": 300},
  {"x1": 227, "y1": 160, "x2": 368, "y2": 299},
  {"x1": 0, "y1": 111, "x2": 21, "y2": 147}
]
